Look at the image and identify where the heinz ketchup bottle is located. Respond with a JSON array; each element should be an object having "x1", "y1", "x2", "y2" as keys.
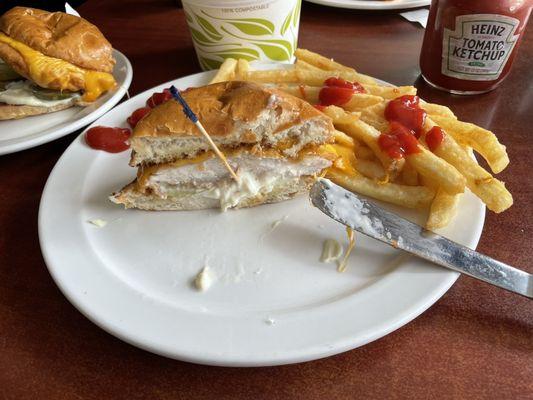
[{"x1": 420, "y1": 0, "x2": 532, "y2": 94}]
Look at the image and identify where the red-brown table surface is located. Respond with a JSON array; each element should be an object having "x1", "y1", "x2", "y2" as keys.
[{"x1": 0, "y1": 1, "x2": 532, "y2": 398}]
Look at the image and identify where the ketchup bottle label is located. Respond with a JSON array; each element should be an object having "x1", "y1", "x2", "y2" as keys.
[{"x1": 442, "y1": 14, "x2": 520, "y2": 81}]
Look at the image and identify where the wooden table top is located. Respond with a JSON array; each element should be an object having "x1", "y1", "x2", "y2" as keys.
[{"x1": 0, "y1": 0, "x2": 531, "y2": 398}]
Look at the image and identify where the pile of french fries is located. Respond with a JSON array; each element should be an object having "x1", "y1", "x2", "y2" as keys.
[{"x1": 209, "y1": 49, "x2": 513, "y2": 230}]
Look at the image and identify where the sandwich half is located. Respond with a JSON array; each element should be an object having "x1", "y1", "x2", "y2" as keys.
[
  {"x1": 111, "y1": 81, "x2": 337, "y2": 211},
  {"x1": 0, "y1": 7, "x2": 117, "y2": 120}
]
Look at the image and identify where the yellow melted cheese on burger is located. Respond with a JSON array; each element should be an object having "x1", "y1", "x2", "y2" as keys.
[
  {"x1": 136, "y1": 152, "x2": 214, "y2": 189},
  {"x1": 0, "y1": 32, "x2": 116, "y2": 102},
  {"x1": 318, "y1": 143, "x2": 357, "y2": 175}
]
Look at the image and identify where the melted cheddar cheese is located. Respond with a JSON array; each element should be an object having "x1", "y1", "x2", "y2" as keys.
[
  {"x1": 0, "y1": 32, "x2": 116, "y2": 102},
  {"x1": 136, "y1": 152, "x2": 214, "y2": 189},
  {"x1": 319, "y1": 143, "x2": 357, "y2": 175}
]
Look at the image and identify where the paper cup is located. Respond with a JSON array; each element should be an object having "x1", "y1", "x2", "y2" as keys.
[{"x1": 182, "y1": 0, "x2": 302, "y2": 70}]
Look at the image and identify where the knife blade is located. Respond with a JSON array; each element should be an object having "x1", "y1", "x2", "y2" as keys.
[{"x1": 310, "y1": 178, "x2": 532, "y2": 299}]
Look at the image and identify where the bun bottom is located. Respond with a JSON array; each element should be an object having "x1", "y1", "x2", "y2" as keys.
[
  {"x1": 0, "y1": 99, "x2": 76, "y2": 120},
  {"x1": 110, "y1": 176, "x2": 316, "y2": 211}
]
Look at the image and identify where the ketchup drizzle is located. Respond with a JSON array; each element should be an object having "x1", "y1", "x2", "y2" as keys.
[
  {"x1": 426, "y1": 126, "x2": 445, "y2": 152},
  {"x1": 85, "y1": 126, "x2": 131, "y2": 153},
  {"x1": 318, "y1": 77, "x2": 366, "y2": 107},
  {"x1": 378, "y1": 95, "x2": 428, "y2": 159}
]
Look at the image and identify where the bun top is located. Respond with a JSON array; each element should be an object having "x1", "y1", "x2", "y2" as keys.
[
  {"x1": 0, "y1": 7, "x2": 114, "y2": 73},
  {"x1": 133, "y1": 81, "x2": 327, "y2": 139}
]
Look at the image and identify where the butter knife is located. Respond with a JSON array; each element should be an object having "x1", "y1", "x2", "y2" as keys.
[{"x1": 310, "y1": 179, "x2": 532, "y2": 299}]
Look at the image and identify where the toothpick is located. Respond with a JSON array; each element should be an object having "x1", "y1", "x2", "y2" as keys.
[{"x1": 169, "y1": 86, "x2": 239, "y2": 182}]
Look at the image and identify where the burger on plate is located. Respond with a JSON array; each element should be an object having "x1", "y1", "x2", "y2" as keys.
[{"x1": 0, "y1": 7, "x2": 116, "y2": 120}]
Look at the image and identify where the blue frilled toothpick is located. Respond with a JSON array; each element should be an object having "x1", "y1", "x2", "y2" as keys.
[{"x1": 169, "y1": 86, "x2": 239, "y2": 182}]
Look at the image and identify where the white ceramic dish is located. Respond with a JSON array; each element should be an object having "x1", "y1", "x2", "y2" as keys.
[
  {"x1": 39, "y1": 68, "x2": 484, "y2": 366},
  {"x1": 305, "y1": 0, "x2": 430, "y2": 11},
  {"x1": 0, "y1": 49, "x2": 132, "y2": 155}
]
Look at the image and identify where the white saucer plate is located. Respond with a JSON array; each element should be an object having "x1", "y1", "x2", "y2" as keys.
[
  {"x1": 0, "y1": 49, "x2": 133, "y2": 155},
  {"x1": 305, "y1": 0, "x2": 430, "y2": 11}
]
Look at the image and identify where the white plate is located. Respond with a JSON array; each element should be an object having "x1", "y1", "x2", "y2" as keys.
[
  {"x1": 0, "y1": 50, "x2": 132, "y2": 155},
  {"x1": 39, "y1": 69, "x2": 484, "y2": 366},
  {"x1": 305, "y1": 0, "x2": 430, "y2": 10}
]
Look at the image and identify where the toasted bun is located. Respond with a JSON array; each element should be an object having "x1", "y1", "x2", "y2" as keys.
[
  {"x1": 110, "y1": 176, "x2": 316, "y2": 211},
  {"x1": 0, "y1": 99, "x2": 76, "y2": 120},
  {"x1": 130, "y1": 81, "x2": 335, "y2": 166},
  {"x1": 0, "y1": 7, "x2": 114, "y2": 73}
]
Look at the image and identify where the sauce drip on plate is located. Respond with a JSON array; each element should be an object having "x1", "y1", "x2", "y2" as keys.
[{"x1": 86, "y1": 126, "x2": 131, "y2": 153}]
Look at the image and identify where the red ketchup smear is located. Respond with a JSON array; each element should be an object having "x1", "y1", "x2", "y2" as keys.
[
  {"x1": 318, "y1": 77, "x2": 366, "y2": 106},
  {"x1": 378, "y1": 95, "x2": 428, "y2": 159},
  {"x1": 128, "y1": 87, "x2": 172, "y2": 128},
  {"x1": 146, "y1": 88, "x2": 172, "y2": 108},
  {"x1": 314, "y1": 104, "x2": 326, "y2": 112},
  {"x1": 384, "y1": 95, "x2": 426, "y2": 138},
  {"x1": 127, "y1": 106, "x2": 151, "y2": 128},
  {"x1": 378, "y1": 121, "x2": 421, "y2": 159},
  {"x1": 426, "y1": 126, "x2": 445, "y2": 152},
  {"x1": 85, "y1": 126, "x2": 131, "y2": 153}
]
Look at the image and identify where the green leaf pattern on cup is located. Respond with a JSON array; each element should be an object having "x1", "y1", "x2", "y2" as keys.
[
  {"x1": 220, "y1": 27, "x2": 293, "y2": 61},
  {"x1": 281, "y1": 9, "x2": 292, "y2": 36},
  {"x1": 184, "y1": 0, "x2": 301, "y2": 69},
  {"x1": 195, "y1": 15, "x2": 223, "y2": 41},
  {"x1": 227, "y1": 21, "x2": 273, "y2": 36},
  {"x1": 202, "y1": 48, "x2": 260, "y2": 62},
  {"x1": 293, "y1": 0, "x2": 301, "y2": 28},
  {"x1": 190, "y1": 28, "x2": 216, "y2": 45},
  {"x1": 201, "y1": 12, "x2": 275, "y2": 34},
  {"x1": 255, "y1": 43, "x2": 290, "y2": 61}
]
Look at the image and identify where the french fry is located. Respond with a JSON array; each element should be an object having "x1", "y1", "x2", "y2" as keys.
[
  {"x1": 295, "y1": 48, "x2": 376, "y2": 84},
  {"x1": 355, "y1": 158, "x2": 387, "y2": 181},
  {"x1": 210, "y1": 58, "x2": 237, "y2": 84},
  {"x1": 270, "y1": 84, "x2": 411, "y2": 111},
  {"x1": 327, "y1": 169, "x2": 435, "y2": 209},
  {"x1": 323, "y1": 106, "x2": 404, "y2": 175},
  {"x1": 430, "y1": 114, "x2": 509, "y2": 173},
  {"x1": 334, "y1": 129, "x2": 355, "y2": 147},
  {"x1": 243, "y1": 68, "x2": 346, "y2": 86},
  {"x1": 234, "y1": 59, "x2": 250, "y2": 80},
  {"x1": 400, "y1": 162, "x2": 419, "y2": 186},
  {"x1": 322, "y1": 105, "x2": 361, "y2": 124},
  {"x1": 295, "y1": 59, "x2": 323, "y2": 72},
  {"x1": 406, "y1": 148, "x2": 465, "y2": 195},
  {"x1": 420, "y1": 101, "x2": 457, "y2": 119},
  {"x1": 243, "y1": 67, "x2": 381, "y2": 87},
  {"x1": 353, "y1": 144, "x2": 375, "y2": 160},
  {"x1": 275, "y1": 84, "x2": 320, "y2": 103},
  {"x1": 295, "y1": 48, "x2": 356, "y2": 73},
  {"x1": 362, "y1": 84, "x2": 417, "y2": 99},
  {"x1": 344, "y1": 93, "x2": 384, "y2": 111},
  {"x1": 426, "y1": 188, "x2": 461, "y2": 230},
  {"x1": 360, "y1": 103, "x2": 389, "y2": 132},
  {"x1": 424, "y1": 118, "x2": 513, "y2": 212},
  {"x1": 274, "y1": 85, "x2": 385, "y2": 109}
]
